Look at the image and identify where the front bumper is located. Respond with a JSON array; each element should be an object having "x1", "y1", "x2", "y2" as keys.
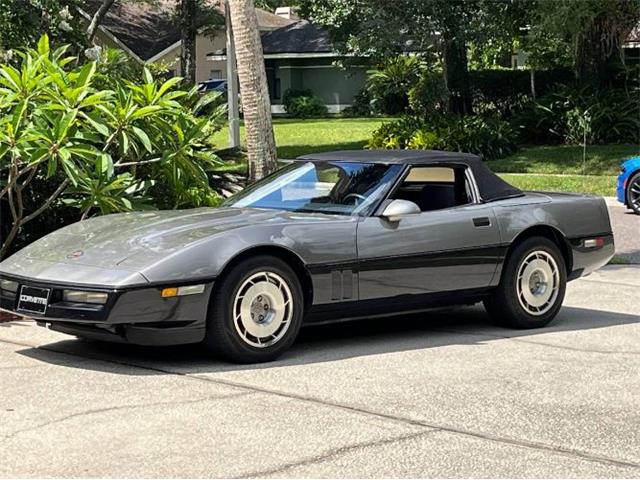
[
  {"x1": 617, "y1": 173, "x2": 627, "y2": 205},
  {"x1": 0, "y1": 274, "x2": 214, "y2": 346}
]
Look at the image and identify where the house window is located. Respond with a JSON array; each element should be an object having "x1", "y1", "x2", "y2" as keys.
[{"x1": 210, "y1": 69, "x2": 223, "y2": 79}]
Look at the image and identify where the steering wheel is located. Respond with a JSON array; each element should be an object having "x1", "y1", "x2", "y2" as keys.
[{"x1": 343, "y1": 193, "x2": 367, "y2": 205}]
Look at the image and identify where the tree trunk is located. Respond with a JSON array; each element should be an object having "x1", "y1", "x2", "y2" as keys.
[
  {"x1": 530, "y1": 67, "x2": 536, "y2": 99},
  {"x1": 179, "y1": 0, "x2": 198, "y2": 85},
  {"x1": 227, "y1": 0, "x2": 277, "y2": 181},
  {"x1": 442, "y1": 29, "x2": 472, "y2": 115},
  {"x1": 87, "y1": 0, "x2": 116, "y2": 43}
]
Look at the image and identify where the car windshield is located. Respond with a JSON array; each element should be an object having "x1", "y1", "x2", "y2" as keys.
[{"x1": 223, "y1": 161, "x2": 402, "y2": 216}]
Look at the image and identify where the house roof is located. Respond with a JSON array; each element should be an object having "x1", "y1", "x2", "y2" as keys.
[
  {"x1": 83, "y1": 0, "x2": 295, "y2": 61},
  {"x1": 261, "y1": 20, "x2": 332, "y2": 54}
]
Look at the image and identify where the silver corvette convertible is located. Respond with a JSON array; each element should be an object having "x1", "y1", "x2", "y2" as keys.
[{"x1": 0, "y1": 150, "x2": 614, "y2": 363}]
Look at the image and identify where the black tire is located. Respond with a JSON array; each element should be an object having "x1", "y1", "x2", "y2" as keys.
[
  {"x1": 484, "y1": 236, "x2": 567, "y2": 329},
  {"x1": 626, "y1": 172, "x2": 640, "y2": 215},
  {"x1": 203, "y1": 255, "x2": 304, "y2": 363}
]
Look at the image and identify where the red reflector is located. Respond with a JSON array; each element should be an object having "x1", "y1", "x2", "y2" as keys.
[{"x1": 596, "y1": 237, "x2": 605, "y2": 248}]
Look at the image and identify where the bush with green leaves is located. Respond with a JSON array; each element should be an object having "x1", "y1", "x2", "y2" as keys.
[
  {"x1": 341, "y1": 88, "x2": 372, "y2": 117},
  {"x1": 282, "y1": 88, "x2": 328, "y2": 118},
  {"x1": 368, "y1": 115, "x2": 518, "y2": 160},
  {"x1": 515, "y1": 85, "x2": 640, "y2": 145},
  {"x1": 366, "y1": 55, "x2": 424, "y2": 115},
  {"x1": 0, "y1": 35, "x2": 226, "y2": 258}
]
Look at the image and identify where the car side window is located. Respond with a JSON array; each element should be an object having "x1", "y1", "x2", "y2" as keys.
[{"x1": 390, "y1": 166, "x2": 473, "y2": 212}]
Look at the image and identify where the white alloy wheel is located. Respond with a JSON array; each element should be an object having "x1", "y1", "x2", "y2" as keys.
[
  {"x1": 232, "y1": 271, "x2": 293, "y2": 348},
  {"x1": 516, "y1": 250, "x2": 560, "y2": 316}
]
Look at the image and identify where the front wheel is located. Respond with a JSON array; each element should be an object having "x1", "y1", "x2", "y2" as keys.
[
  {"x1": 626, "y1": 172, "x2": 640, "y2": 215},
  {"x1": 484, "y1": 237, "x2": 567, "y2": 329},
  {"x1": 203, "y1": 255, "x2": 304, "y2": 363}
]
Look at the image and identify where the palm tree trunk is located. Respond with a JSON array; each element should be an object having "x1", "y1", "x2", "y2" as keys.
[
  {"x1": 227, "y1": 0, "x2": 277, "y2": 181},
  {"x1": 87, "y1": 0, "x2": 116, "y2": 43},
  {"x1": 179, "y1": 0, "x2": 198, "y2": 85}
]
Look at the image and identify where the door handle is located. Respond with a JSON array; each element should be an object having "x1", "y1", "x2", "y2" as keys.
[{"x1": 473, "y1": 217, "x2": 491, "y2": 227}]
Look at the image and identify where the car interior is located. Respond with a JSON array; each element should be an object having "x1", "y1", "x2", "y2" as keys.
[{"x1": 390, "y1": 166, "x2": 473, "y2": 212}]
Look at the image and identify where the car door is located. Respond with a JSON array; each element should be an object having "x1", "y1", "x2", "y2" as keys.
[{"x1": 356, "y1": 165, "x2": 502, "y2": 301}]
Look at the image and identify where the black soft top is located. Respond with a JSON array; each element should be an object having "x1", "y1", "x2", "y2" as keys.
[{"x1": 297, "y1": 149, "x2": 523, "y2": 202}]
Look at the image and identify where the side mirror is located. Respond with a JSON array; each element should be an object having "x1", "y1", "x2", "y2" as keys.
[{"x1": 381, "y1": 199, "x2": 421, "y2": 222}]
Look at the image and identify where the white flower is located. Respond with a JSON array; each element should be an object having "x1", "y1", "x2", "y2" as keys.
[
  {"x1": 58, "y1": 20, "x2": 72, "y2": 32},
  {"x1": 59, "y1": 6, "x2": 72, "y2": 21},
  {"x1": 85, "y1": 46, "x2": 102, "y2": 61}
]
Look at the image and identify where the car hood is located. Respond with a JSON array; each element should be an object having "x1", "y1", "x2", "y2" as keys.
[{"x1": 5, "y1": 207, "x2": 294, "y2": 271}]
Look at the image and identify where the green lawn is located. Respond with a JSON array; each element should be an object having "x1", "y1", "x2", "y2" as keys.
[
  {"x1": 487, "y1": 144, "x2": 639, "y2": 176},
  {"x1": 213, "y1": 117, "x2": 387, "y2": 158},
  {"x1": 498, "y1": 173, "x2": 618, "y2": 196},
  {"x1": 213, "y1": 118, "x2": 639, "y2": 196}
]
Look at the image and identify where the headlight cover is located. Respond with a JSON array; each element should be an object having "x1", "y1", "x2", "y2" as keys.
[
  {"x1": 0, "y1": 279, "x2": 19, "y2": 293},
  {"x1": 62, "y1": 290, "x2": 108, "y2": 304}
]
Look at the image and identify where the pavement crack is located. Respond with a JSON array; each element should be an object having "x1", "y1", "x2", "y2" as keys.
[
  {"x1": 1, "y1": 391, "x2": 252, "y2": 443},
  {"x1": 2, "y1": 337, "x2": 640, "y2": 471},
  {"x1": 234, "y1": 430, "x2": 436, "y2": 478}
]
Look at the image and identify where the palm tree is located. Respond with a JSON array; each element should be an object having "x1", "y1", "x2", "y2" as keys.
[{"x1": 227, "y1": 0, "x2": 278, "y2": 181}]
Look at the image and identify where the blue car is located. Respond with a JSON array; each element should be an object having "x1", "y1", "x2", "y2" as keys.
[{"x1": 617, "y1": 156, "x2": 640, "y2": 215}]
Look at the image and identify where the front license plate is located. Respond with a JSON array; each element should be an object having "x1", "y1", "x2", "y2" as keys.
[{"x1": 17, "y1": 285, "x2": 51, "y2": 315}]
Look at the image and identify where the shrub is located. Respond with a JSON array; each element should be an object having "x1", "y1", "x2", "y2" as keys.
[
  {"x1": 469, "y1": 68, "x2": 573, "y2": 119},
  {"x1": 0, "y1": 35, "x2": 226, "y2": 257},
  {"x1": 368, "y1": 115, "x2": 518, "y2": 160},
  {"x1": 407, "y1": 70, "x2": 449, "y2": 116},
  {"x1": 342, "y1": 88, "x2": 372, "y2": 117},
  {"x1": 287, "y1": 95, "x2": 328, "y2": 118},
  {"x1": 367, "y1": 55, "x2": 423, "y2": 115},
  {"x1": 514, "y1": 85, "x2": 640, "y2": 145},
  {"x1": 282, "y1": 88, "x2": 328, "y2": 118}
]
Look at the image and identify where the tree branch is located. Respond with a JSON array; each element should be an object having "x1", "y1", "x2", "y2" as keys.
[
  {"x1": 87, "y1": 0, "x2": 116, "y2": 43},
  {"x1": 20, "y1": 178, "x2": 70, "y2": 225},
  {"x1": 114, "y1": 157, "x2": 162, "y2": 168}
]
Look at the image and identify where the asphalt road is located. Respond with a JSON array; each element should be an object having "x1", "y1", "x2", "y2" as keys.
[
  {"x1": 1, "y1": 265, "x2": 639, "y2": 478},
  {"x1": 606, "y1": 198, "x2": 640, "y2": 264}
]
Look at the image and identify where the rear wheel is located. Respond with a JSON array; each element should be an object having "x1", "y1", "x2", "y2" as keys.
[
  {"x1": 626, "y1": 172, "x2": 640, "y2": 215},
  {"x1": 203, "y1": 255, "x2": 304, "y2": 363},
  {"x1": 484, "y1": 236, "x2": 567, "y2": 329}
]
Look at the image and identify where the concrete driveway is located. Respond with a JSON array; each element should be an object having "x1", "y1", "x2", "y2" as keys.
[{"x1": 1, "y1": 265, "x2": 639, "y2": 478}]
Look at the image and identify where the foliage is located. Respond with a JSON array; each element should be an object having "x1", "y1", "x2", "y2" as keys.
[
  {"x1": 515, "y1": 85, "x2": 640, "y2": 145},
  {"x1": 0, "y1": 0, "x2": 85, "y2": 53},
  {"x1": 367, "y1": 56, "x2": 424, "y2": 115},
  {"x1": 299, "y1": 0, "x2": 530, "y2": 114},
  {"x1": 341, "y1": 88, "x2": 372, "y2": 117},
  {"x1": 368, "y1": 115, "x2": 518, "y2": 160},
  {"x1": 282, "y1": 89, "x2": 328, "y2": 118},
  {"x1": 468, "y1": 68, "x2": 573, "y2": 119},
  {"x1": 0, "y1": 35, "x2": 226, "y2": 257},
  {"x1": 531, "y1": 0, "x2": 640, "y2": 86}
]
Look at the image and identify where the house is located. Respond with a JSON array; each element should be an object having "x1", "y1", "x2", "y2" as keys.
[
  {"x1": 256, "y1": 20, "x2": 369, "y2": 113},
  {"x1": 82, "y1": 1, "x2": 369, "y2": 113},
  {"x1": 207, "y1": 20, "x2": 369, "y2": 113},
  {"x1": 82, "y1": 0, "x2": 294, "y2": 84}
]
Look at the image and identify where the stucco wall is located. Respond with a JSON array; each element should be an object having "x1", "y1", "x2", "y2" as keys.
[
  {"x1": 147, "y1": 32, "x2": 227, "y2": 83},
  {"x1": 270, "y1": 58, "x2": 368, "y2": 111}
]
